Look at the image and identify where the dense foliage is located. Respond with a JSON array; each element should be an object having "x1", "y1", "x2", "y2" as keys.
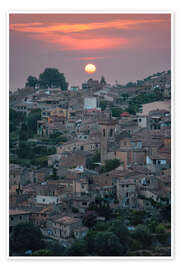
[
  {"x1": 25, "y1": 68, "x2": 68, "y2": 90},
  {"x1": 39, "y1": 68, "x2": 68, "y2": 90},
  {"x1": 86, "y1": 151, "x2": 101, "y2": 170},
  {"x1": 100, "y1": 159, "x2": 120, "y2": 173},
  {"x1": 10, "y1": 222, "x2": 45, "y2": 254}
]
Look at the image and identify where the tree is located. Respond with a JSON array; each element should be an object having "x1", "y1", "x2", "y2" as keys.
[
  {"x1": 108, "y1": 220, "x2": 129, "y2": 243},
  {"x1": 86, "y1": 151, "x2": 100, "y2": 170},
  {"x1": 93, "y1": 221, "x2": 109, "y2": 232},
  {"x1": 108, "y1": 220, "x2": 130, "y2": 254},
  {"x1": 82, "y1": 211, "x2": 97, "y2": 227},
  {"x1": 45, "y1": 241, "x2": 66, "y2": 256},
  {"x1": 17, "y1": 141, "x2": 33, "y2": 159},
  {"x1": 160, "y1": 204, "x2": 171, "y2": 222},
  {"x1": 129, "y1": 210, "x2": 146, "y2": 226},
  {"x1": 132, "y1": 224, "x2": 152, "y2": 248},
  {"x1": 39, "y1": 68, "x2": 68, "y2": 90},
  {"x1": 121, "y1": 93, "x2": 129, "y2": 100},
  {"x1": 100, "y1": 76, "x2": 106, "y2": 86},
  {"x1": 27, "y1": 109, "x2": 41, "y2": 136},
  {"x1": 84, "y1": 230, "x2": 97, "y2": 254},
  {"x1": 94, "y1": 232, "x2": 124, "y2": 256},
  {"x1": 100, "y1": 159, "x2": 120, "y2": 173},
  {"x1": 52, "y1": 167, "x2": 58, "y2": 180},
  {"x1": 126, "y1": 82, "x2": 136, "y2": 87},
  {"x1": 19, "y1": 123, "x2": 29, "y2": 141},
  {"x1": 126, "y1": 104, "x2": 139, "y2": 115},
  {"x1": 10, "y1": 222, "x2": 45, "y2": 253},
  {"x1": 25, "y1": 76, "x2": 38, "y2": 88},
  {"x1": 10, "y1": 109, "x2": 26, "y2": 132},
  {"x1": 65, "y1": 240, "x2": 88, "y2": 256},
  {"x1": 111, "y1": 107, "x2": 123, "y2": 117},
  {"x1": 88, "y1": 198, "x2": 113, "y2": 220},
  {"x1": 32, "y1": 249, "x2": 53, "y2": 256},
  {"x1": 99, "y1": 100, "x2": 108, "y2": 111},
  {"x1": 155, "y1": 224, "x2": 166, "y2": 234}
]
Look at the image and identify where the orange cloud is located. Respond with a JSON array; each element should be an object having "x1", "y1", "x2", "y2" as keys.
[
  {"x1": 29, "y1": 31, "x2": 128, "y2": 51},
  {"x1": 10, "y1": 18, "x2": 167, "y2": 33},
  {"x1": 78, "y1": 56, "x2": 106, "y2": 60},
  {"x1": 10, "y1": 17, "x2": 169, "y2": 51}
]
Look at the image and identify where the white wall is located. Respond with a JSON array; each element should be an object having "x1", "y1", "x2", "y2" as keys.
[
  {"x1": 36, "y1": 195, "x2": 59, "y2": 204},
  {"x1": 137, "y1": 117, "x2": 147, "y2": 128},
  {"x1": 84, "y1": 97, "x2": 97, "y2": 109}
]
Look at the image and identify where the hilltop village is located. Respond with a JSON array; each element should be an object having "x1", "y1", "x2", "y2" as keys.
[{"x1": 9, "y1": 69, "x2": 171, "y2": 256}]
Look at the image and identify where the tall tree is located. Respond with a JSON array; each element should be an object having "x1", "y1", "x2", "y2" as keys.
[
  {"x1": 25, "y1": 76, "x2": 38, "y2": 88},
  {"x1": 100, "y1": 76, "x2": 106, "y2": 86},
  {"x1": 39, "y1": 68, "x2": 68, "y2": 90},
  {"x1": 10, "y1": 222, "x2": 45, "y2": 253},
  {"x1": 27, "y1": 109, "x2": 41, "y2": 136},
  {"x1": 94, "y1": 232, "x2": 124, "y2": 256}
]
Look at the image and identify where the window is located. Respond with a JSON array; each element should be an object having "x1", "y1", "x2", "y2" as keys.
[
  {"x1": 126, "y1": 192, "x2": 129, "y2": 197},
  {"x1": 82, "y1": 202, "x2": 87, "y2": 206},
  {"x1": 10, "y1": 217, "x2": 14, "y2": 221},
  {"x1": 138, "y1": 118, "x2": 142, "y2": 122},
  {"x1": 19, "y1": 216, "x2": 22, "y2": 220},
  {"x1": 110, "y1": 128, "x2": 113, "y2": 137},
  {"x1": 126, "y1": 185, "x2": 129, "y2": 188},
  {"x1": 103, "y1": 129, "x2": 105, "y2": 137}
]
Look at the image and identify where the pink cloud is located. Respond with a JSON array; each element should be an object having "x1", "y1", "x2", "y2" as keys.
[{"x1": 10, "y1": 15, "x2": 170, "y2": 51}]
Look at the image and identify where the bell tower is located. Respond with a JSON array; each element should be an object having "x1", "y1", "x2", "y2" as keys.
[{"x1": 99, "y1": 109, "x2": 117, "y2": 163}]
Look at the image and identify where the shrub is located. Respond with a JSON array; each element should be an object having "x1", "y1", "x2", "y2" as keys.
[
  {"x1": 132, "y1": 224, "x2": 152, "y2": 248},
  {"x1": 32, "y1": 249, "x2": 53, "y2": 256},
  {"x1": 94, "y1": 232, "x2": 125, "y2": 256},
  {"x1": 157, "y1": 233, "x2": 169, "y2": 245},
  {"x1": 155, "y1": 224, "x2": 166, "y2": 234},
  {"x1": 72, "y1": 207, "x2": 79, "y2": 213},
  {"x1": 129, "y1": 239, "x2": 143, "y2": 251}
]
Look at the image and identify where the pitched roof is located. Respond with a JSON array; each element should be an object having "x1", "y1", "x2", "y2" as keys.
[{"x1": 55, "y1": 216, "x2": 80, "y2": 225}]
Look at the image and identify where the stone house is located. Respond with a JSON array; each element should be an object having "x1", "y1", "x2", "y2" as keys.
[
  {"x1": 72, "y1": 178, "x2": 89, "y2": 196},
  {"x1": 146, "y1": 151, "x2": 170, "y2": 172},
  {"x1": 116, "y1": 179, "x2": 137, "y2": 208},
  {"x1": 48, "y1": 154, "x2": 61, "y2": 168},
  {"x1": 74, "y1": 226, "x2": 88, "y2": 240},
  {"x1": 59, "y1": 151, "x2": 91, "y2": 169},
  {"x1": 51, "y1": 216, "x2": 82, "y2": 239},
  {"x1": 9, "y1": 164, "x2": 23, "y2": 192},
  {"x1": 57, "y1": 140, "x2": 100, "y2": 154},
  {"x1": 9, "y1": 209, "x2": 30, "y2": 233},
  {"x1": 34, "y1": 184, "x2": 61, "y2": 205}
]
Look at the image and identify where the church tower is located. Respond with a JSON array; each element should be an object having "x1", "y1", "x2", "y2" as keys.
[{"x1": 99, "y1": 106, "x2": 117, "y2": 163}]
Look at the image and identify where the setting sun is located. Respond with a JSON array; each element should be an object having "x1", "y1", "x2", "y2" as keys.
[{"x1": 85, "y1": 63, "x2": 96, "y2": 74}]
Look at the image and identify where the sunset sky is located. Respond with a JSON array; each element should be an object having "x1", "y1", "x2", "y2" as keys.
[{"x1": 9, "y1": 13, "x2": 171, "y2": 90}]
